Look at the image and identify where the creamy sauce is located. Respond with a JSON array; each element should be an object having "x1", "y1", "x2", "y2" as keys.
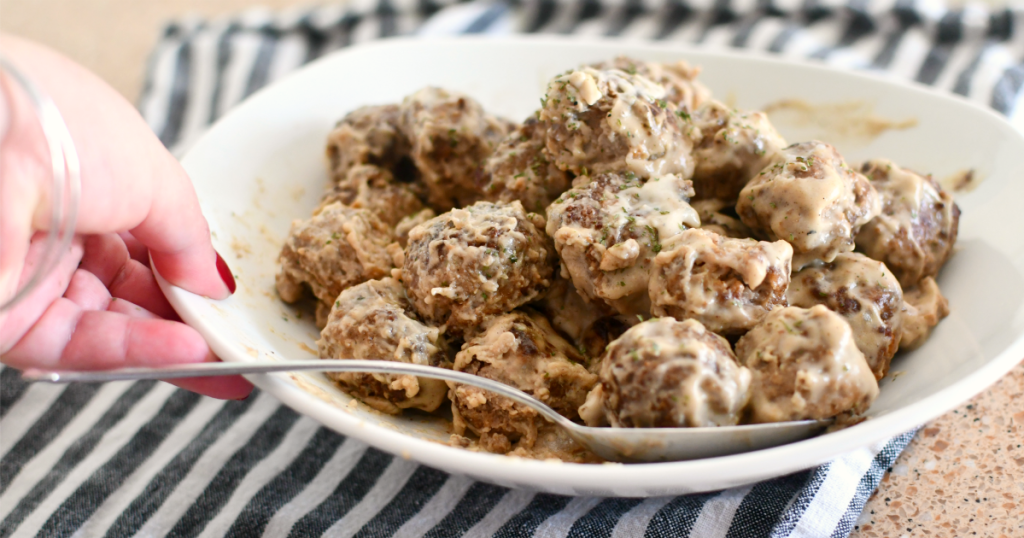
[
  {"x1": 855, "y1": 159, "x2": 960, "y2": 288},
  {"x1": 735, "y1": 305, "x2": 880, "y2": 423},
  {"x1": 276, "y1": 202, "x2": 396, "y2": 320},
  {"x1": 546, "y1": 173, "x2": 699, "y2": 315},
  {"x1": 590, "y1": 318, "x2": 751, "y2": 428},
  {"x1": 900, "y1": 276, "x2": 950, "y2": 351},
  {"x1": 737, "y1": 141, "x2": 880, "y2": 267},
  {"x1": 541, "y1": 67, "x2": 696, "y2": 179},
  {"x1": 449, "y1": 310, "x2": 597, "y2": 451},
  {"x1": 318, "y1": 277, "x2": 450, "y2": 414},
  {"x1": 650, "y1": 228, "x2": 792, "y2": 335},
  {"x1": 692, "y1": 100, "x2": 788, "y2": 202},
  {"x1": 690, "y1": 199, "x2": 752, "y2": 238},
  {"x1": 763, "y1": 99, "x2": 917, "y2": 144},
  {"x1": 403, "y1": 201, "x2": 553, "y2": 333},
  {"x1": 787, "y1": 252, "x2": 903, "y2": 379},
  {"x1": 940, "y1": 168, "x2": 980, "y2": 193}
]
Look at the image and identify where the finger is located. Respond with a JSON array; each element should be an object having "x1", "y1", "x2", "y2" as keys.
[
  {"x1": 0, "y1": 36, "x2": 232, "y2": 300},
  {"x1": 63, "y1": 267, "x2": 161, "y2": 320},
  {"x1": 79, "y1": 234, "x2": 178, "y2": 320},
  {"x1": 59, "y1": 272, "x2": 245, "y2": 396},
  {"x1": 4, "y1": 300, "x2": 252, "y2": 400},
  {"x1": 118, "y1": 232, "x2": 149, "y2": 264},
  {"x1": 0, "y1": 234, "x2": 84, "y2": 354},
  {"x1": 107, "y1": 297, "x2": 162, "y2": 319},
  {"x1": 63, "y1": 267, "x2": 113, "y2": 312}
]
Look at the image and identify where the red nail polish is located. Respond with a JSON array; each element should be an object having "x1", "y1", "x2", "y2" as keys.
[{"x1": 215, "y1": 251, "x2": 237, "y2": 294}]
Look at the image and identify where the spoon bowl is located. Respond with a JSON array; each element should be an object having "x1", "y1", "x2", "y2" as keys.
[{"x1": 23, "y1": 360, "x2": 829, "y2": 463}]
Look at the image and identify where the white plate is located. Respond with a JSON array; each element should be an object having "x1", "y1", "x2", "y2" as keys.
[{"x1": 159, "y1": 36, "x2": 1024, "y2": 497}]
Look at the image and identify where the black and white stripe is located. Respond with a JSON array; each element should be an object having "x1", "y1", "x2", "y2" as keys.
[{"x1": 3, "y1": 0, "x2": 1019, "y2": 535}]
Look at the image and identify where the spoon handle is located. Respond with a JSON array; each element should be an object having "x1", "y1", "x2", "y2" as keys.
[{"x1": 21, "y1": 360, "x2": 576, "y2": 429}]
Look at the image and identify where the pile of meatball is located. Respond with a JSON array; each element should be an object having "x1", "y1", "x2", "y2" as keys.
[{"x1": 276, "y1": 57, "x2": 960, "y2": 460}]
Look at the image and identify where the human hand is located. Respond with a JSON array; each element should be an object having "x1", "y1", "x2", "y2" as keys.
[{"x1": 0, "y1": 35, "x2": 252, "y2": 400}]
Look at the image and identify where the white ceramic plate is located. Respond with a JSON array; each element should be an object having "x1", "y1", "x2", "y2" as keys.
[{"x1": 159, "y1": 36, "x2": 1024, "y2": 497}]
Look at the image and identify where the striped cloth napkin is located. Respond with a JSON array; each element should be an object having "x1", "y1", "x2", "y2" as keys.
[{"x1": 2, "y1": 1, "x2": 1020, "y2": 536}]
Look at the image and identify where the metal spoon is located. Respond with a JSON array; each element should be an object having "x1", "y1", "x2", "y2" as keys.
[{"x1": 23, "y1": 360, "x2": 829, "y2": 463}]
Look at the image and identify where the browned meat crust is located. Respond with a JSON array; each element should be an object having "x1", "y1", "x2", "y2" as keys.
[
  {"x1": 581, "y1": 318, "x2": 751, "y2": 428},
  {"x1": 317, "y1": 164, "x2": 425, "y2": 228},
  {"x1": 540, "y1": 66, "x2": 699, "y2": 180},
  {"x1": 473, "y1": 117, "x2": 573, "y2": 213},
  {"x1": 400, "y1": 87, "x2": 514, "y2": 210},
  {"x1": 737, "y1": 141, "x2": 881, "y2": 267},
  {"x1": 787, "y1": 252, "x2": 904, "y2": 380},
  {"x1": 402, "y1": 201, "x2": 555, "y2": 335},
  {"x1": 318, "y1": 277, "x2": 451, "y2": 414},
  {"x1": 650, "y1": 228, "x2": 793, "y2": 336},
  {"x1": 735, "y1": 305, "x2": 880, "y2": 423},
  {"x1": 855, "y1": 159, "x2": 960, "y2": 288},
  {"x1": 545, "y1": 171, "x2": 699, "y2": 316},
  {"x1": 691, "y1": 100, "x2": 787, "y2": 203},
  {"x1": 276, "y1": 203, "x2": 395, "y2": 326},
  {"x1": 449, "y1": 310, "x2": 596, "y2": 452},
  {"x1": 326, "y1": 104, "x2": 412, "y2": 183}
]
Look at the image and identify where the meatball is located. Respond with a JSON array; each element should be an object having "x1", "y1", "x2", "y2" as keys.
[
  {"x1": 326, "y1": 104, "x2": 411, "y2": 183},
  {"x1": 546, "y1": 172, "x2": 700, "y2": 316},
  {"x1": 589, "y1": 56, "x2": 711, "y2": 112},
  {"x1": 449, "y1": 310, "x2": 597, "y2": 452},
  {"x1": 474, "y1": 117, "x2": 573, "y2": 213},
  {"x1": 736, "y1": 141, "x2": 881, "y2": 267},
  {"x1": 691, "y1": 100, "x2": 787, "y2": 202},
  {"x1": 855, "y1": 159, "x2": 961, "y2": 288},
  {"x1": 402, "y1": 201, "x2": 554, "y2": 335},
  {"x1": 579, "y1": 318, "x2": 752, "y2": 428},
  {"x1": 318, "y1": 278, "x2": 450, "y2": 414},
  {"x1": 539, "y1": 67, "x2": 698, "y2": 180},
  {"x1": 787, "y1": 252, "x2": 903, "y2": 379},
  {"x1": 735, "y1": 305, "x2": 880, "y2": 423},
  {"x1": 394, "y1": 208, "x2": 436, "y2": 248},
  {"x1": 533, "y1": 276, "x2": 610, "y2": 344},
  {"x1": 400, "y1": 87, "x2": 514, "y2": 210},
  {"x1": 533, "y1": 277, "x2": 628, "y2": 367},
  {"x1": 650, "y1": 229, "x2": 793, "y2": 336},
  {"x1": 900, "y1": 276, "x2": 950, "y2": 351},
  {"x1": 691, "y1": 198, "x2": 752, "y2": 238},
  {"x1": 317, "y1": 165, "x2": 424, "y2": 228},
  {"x1": 276, "y1": 203, "x2": 395, "y2": 321}
]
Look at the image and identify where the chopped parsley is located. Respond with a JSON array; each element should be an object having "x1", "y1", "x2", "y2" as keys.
[{"x1": 646, "y1": 225, "x2": 662, "y2": 253}]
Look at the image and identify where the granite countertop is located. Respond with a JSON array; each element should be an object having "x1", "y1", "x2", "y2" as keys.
[
  {"x1": 2, "y1": 1, "x2": 1022, "y2": 536},
  {"x1": 852, "y1": 362, "x2": 1024, "y2": 538}
]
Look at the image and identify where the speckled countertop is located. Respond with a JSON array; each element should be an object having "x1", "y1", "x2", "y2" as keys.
[
  {"x1": 3, "y1": 2, "x2": 1023, "y2": 536},
  {"x1": 850, "y1": 361, "x2": 1024, "y2": 538}
]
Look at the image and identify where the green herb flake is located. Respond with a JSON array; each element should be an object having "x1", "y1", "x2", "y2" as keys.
[{"x1": 645, "y1": 224, "x2": 662, "y2": 253}]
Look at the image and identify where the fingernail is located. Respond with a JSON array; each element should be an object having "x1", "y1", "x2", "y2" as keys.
[{"x1": 215, "y1": 251, "x2": 237, "y2": 294}]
